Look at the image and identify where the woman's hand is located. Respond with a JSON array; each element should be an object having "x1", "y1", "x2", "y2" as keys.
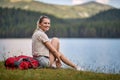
[{"x1": 56, "y1": 59, "x2": 62, "y2": 68}]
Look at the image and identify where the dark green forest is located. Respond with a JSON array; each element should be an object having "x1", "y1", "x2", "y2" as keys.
[{"x1": 0, "y1": 7, "x2": 120, "y2": 38}]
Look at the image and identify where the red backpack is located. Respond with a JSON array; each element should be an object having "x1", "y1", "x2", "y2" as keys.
[{"x1": 5, "y1": 55, "x2": 39, "y2": 70}]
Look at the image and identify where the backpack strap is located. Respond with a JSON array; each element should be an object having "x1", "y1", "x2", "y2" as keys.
[
  {"x1": 25, "y1": 58, "x2": 37, "y2": 69},
  {"x1": 14, "y1": 58, "x2": 24, "y2": 68}
]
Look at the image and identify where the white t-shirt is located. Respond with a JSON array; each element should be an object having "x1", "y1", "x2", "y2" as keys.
[{"x1": 32, "y1": 28, "x2": 49, "y2": 57}]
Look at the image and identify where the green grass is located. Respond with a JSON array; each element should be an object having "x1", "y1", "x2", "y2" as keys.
[{"x1": 0, "y1": 62, "x2": 120, "y2": 80}]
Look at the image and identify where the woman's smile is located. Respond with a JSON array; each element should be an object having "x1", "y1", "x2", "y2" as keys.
[{"x1": 39, "y1": 18, "x2": 50, "y2": 32}]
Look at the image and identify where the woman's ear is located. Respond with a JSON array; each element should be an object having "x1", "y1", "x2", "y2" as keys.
[{"x1": 38, "y1": 23, "x2": 41, "y2": 27}]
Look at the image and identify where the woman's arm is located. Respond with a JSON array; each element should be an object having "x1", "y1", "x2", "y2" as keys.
[{"x1": 44, "y1": 41, "x2": 61, "y2": 61}]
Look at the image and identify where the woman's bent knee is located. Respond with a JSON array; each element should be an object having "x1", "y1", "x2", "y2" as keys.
[
  {"x1": 51, "y1": 37, "x2": 60, "y2": 44},
  {"x1": 52, "y1": 37, "x2": 59, "y2": 42}
]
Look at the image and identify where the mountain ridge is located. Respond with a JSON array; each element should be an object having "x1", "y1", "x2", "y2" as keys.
[{"x1": 0, "y1": 0, "x2": 115, "y2": 19}]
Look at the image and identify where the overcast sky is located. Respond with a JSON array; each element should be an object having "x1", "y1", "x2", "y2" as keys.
[{"x1": 35, "y1": 0, "x2": 120, "y2": 8}]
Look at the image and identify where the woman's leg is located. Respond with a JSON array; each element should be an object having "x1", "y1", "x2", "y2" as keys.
[
  {"x1": 49, "y1": 37, "x2": 77, "y2": 69},
  {"x1": 60, "y1": 52, "x2": 77, "y2": 69},
  {"x1": 49, "y1": 37, "x2": 59, "y2": 67}
]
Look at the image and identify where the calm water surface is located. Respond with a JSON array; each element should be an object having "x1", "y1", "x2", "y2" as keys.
[{"x1": 0, "y1": 38, "x2": 120, "y2": 73}]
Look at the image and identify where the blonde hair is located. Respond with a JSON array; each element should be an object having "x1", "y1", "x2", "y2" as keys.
[{"x1": 34, "y1": 15, "x2": 50, "y2": 32}]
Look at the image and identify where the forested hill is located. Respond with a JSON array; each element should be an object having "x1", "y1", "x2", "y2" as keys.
[
  {"x1": 0, "y1": 7, "x2": 120, "y2": 38},
  {"x1": 0, "y1": 0, "x2": 114, "y2": 19}
]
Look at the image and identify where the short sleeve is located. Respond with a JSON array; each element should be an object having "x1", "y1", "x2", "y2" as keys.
[{"x1": 37, "y1": 32, "x2": 49, "y2": 43}]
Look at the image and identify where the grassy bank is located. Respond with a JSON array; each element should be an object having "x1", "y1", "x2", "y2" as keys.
[{"x1": 0, "y1": 62, "x2": 120, "y2": 80}]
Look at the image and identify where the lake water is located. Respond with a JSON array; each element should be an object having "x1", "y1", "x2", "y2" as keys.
[{"x1": 0, "y1": 38, "x2": 120, "y2": 74}]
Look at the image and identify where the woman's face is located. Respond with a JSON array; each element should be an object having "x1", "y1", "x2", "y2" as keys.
[{"x1": 39, "y1": 18, "x2": 50, "y2": 32}]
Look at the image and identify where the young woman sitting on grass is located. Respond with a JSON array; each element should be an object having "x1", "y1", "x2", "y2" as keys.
[{"x1": 32, "y1": 15, "x2": 83, "y2": 70}]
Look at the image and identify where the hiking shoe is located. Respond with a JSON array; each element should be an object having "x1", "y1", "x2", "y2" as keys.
[{"x1": 76, "y1": 66, "x2": 84, "y2": 71}]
